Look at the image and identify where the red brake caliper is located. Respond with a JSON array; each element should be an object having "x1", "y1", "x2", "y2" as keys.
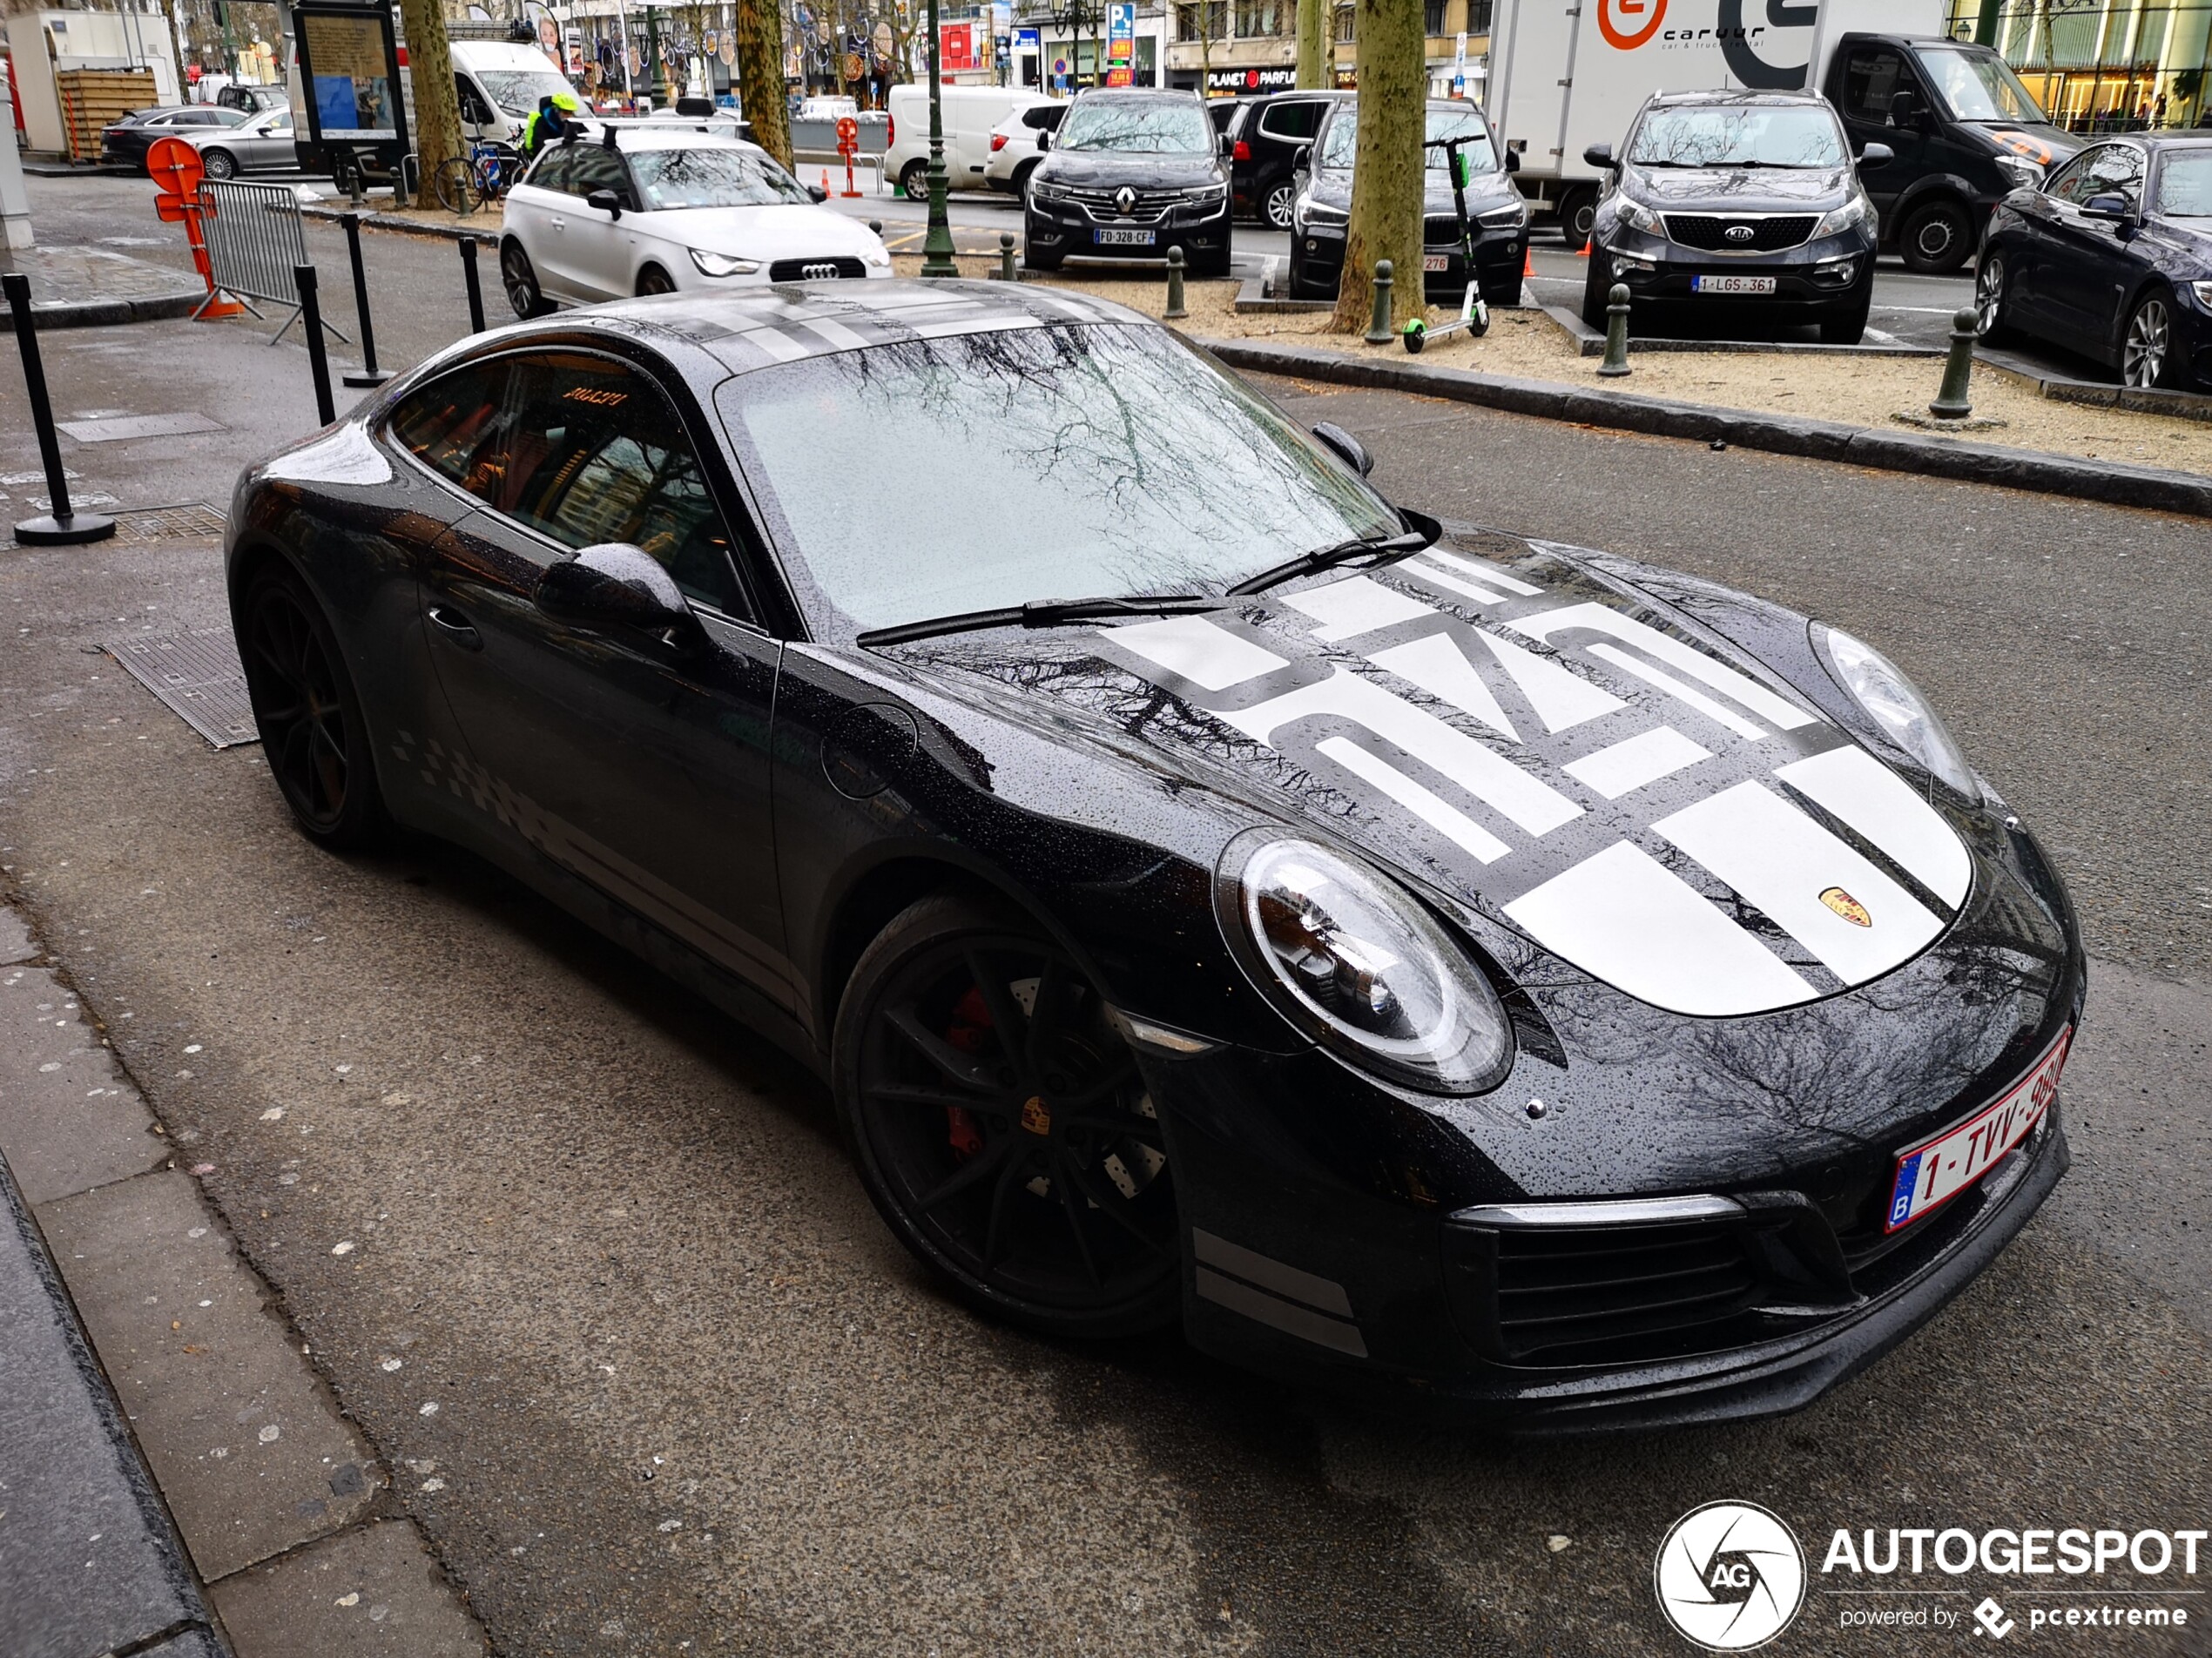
[{"x1": 942, "y1": 985, "x2": 990, "y2": 1158}]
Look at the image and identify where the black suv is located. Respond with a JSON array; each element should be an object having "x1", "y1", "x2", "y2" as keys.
[
  {"x1": 1224, "y1": 90, "x2": 1349, "y2": 229},
  {"x1": 1289, "y1": 98, "x2": 1527, "y2": 307},
  {"x1": 1024, "y1": 90, "x2": 1233, "y2": 277}
]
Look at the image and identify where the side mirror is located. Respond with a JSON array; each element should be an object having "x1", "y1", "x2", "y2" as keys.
[
  {"x1": 2080, "y1": 192, "x2": 2134, "y2": 220},
  {"x1": 1218, "y1": 133, "x2": 1233, "y2": 158},
  {"x1": 1036, "y1": 130, "x2": 1049, "y2": 151},
  {"x1": 806, "y1": 182, "x2": 829, "y2": 202},
  {"x1": 1292, "y1": 142, "x2": 1312, "y2": 175},
  {"x1": 1888, "y1": 89, "x2": 1928, "y2": 131},
  {"x1": 1582, "y1": 142, "x2": 1616, "y2": 171},
  {"x1": 1312, "y1": 421, "x2": 1373, "y2": 477},
  {"x1": 1504, "y1": 148, "x2": 1521, "y2": 173},
  {"x1": 585, "y1": 186, "x2": 623, "y2": 219},
  {"x1": 1856, "y1": 140, "x2": 1893, "y2": 169},
  {"x1": 534, "y1": 544, "x2": 698, "y2": 646}
]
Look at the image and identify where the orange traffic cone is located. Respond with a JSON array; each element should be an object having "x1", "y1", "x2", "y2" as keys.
[
  {"x1": 1523, "y1": 246, "x2": 1535, "y2": 279},
  {"x1": 1578, "y1": 237, "x2": 1592, "y2": 257},
  {"x1": 822, "y1": 169, "x2": 833, "y2": 194}
]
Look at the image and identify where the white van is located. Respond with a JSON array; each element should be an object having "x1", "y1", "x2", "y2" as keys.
[
  {"x1": 884, "y1": 85, "x2": 1058, "y2": 199},
  {"x1": 448, "y1": 37, "x2": 580, "y2": 149}
]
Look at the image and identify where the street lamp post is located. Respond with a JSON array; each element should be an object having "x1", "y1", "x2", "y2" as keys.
[{"x1": 920, "y1": 0, "x2": 958, "y2": 274}]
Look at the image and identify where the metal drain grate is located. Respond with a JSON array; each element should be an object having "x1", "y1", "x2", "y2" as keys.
[
  {"x1": 109, "y1": 503, "x2": 229, "y2": 544},
  {"x1": 105, "y1": 630, "x2": 260, "y2": 749}
]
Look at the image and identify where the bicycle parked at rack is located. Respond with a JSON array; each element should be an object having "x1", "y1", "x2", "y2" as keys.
[{"x1": 434, "y1": 140, "x2": 523, "y2": 216}]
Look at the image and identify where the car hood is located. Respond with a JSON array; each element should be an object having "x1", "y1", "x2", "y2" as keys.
[
  {"x1": 1622, "y1": 164, "x2": 1851, "y2": 211},
  {"x1": 1036, "y1": 149, "x2": 1224, "y2": 190},
  {"x1": 1973, "y1": 122, "x2": 2082, "y2": 170},
  {"x1": 883, "y1": 529, "x2": 1976, "y2": 1020},
  {"x1": 1306, "y1": 166, "x2": 1521, "y2": 218},
  {"x1": 631, "y1": 203, "x2": 887, "y2": 261}
]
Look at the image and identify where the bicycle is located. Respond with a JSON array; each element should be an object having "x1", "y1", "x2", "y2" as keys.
[{"x1": 434, "y1": 140, "x2": 522, "y2": 216}]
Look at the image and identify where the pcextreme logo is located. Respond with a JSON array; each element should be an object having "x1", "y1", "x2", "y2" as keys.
[
  {"x1": 1597, "y1": 0, "x2": 1666, "y2": 51},
  {"x1": 1656, "y1": 1502, "x2": 1808, "y2": 1651}
]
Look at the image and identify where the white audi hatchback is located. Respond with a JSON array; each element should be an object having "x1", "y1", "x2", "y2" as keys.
[{"x1": 498, "y1": 127, "x2": 892, "y2": 315}]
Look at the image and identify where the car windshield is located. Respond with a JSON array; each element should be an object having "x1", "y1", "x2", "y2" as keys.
[
  {"x1": 629, "y1": 145, "x2": 811, "y2": 209},
  {"x1": 1914, "y1": 46, "x2": 2045, "y2": 125},
  {"x1": 479, "y1": 68, "x2": 576, "y2": 117},
  {"x1": 1628, "y1": 104, "x2": 1844, "y2": 168},
  {"x1": 716, "y1": 325, "x2": 1400, "y2": 633},
  {"x1": 2156, "y1": 149, "x2": 2212, "y2": 215},
  {"x1": 1318, "y1": 104, "x2": 1494, "y2": 173},
  {"x1": 1056, "y1": 98, "x2": 1212, "y2": 154}
]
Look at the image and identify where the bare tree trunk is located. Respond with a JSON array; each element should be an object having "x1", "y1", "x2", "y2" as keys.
[
  {"x1": 1295, "y1": 0, "x2": 1326, "y2": 89},
  {"x1": 738, "y1": 0, "x2": 792, "y2": 166},
  {"x1": 396, "y1": 0, "x2": 462, "y2": 204},
  {"x1": 1328, "y1": 0, "x2": 1421, "y2": 333}
]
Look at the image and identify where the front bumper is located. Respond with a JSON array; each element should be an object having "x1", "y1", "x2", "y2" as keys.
[
  {"x1": 1025, "y1": 193, "x2": 1231, "y2": 262},
  {"x1": 1595, "y1": 225, "x2": 1877, "y2": 315},
  {"x1": 1293, "y1": 221, "x2": 1526, "y2": 302}
]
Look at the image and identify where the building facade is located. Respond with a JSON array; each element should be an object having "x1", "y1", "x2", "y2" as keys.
[{"x1": 1948, "y1": 0, "x2": 2212, "y2": 131}]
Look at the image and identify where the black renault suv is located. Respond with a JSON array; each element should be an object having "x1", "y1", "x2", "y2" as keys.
[
  {"x1": 1023, "y1": 89, "x2": 1233, "y2": 277},
  {"x1": 1583, "y1": 89, "x2": 1888, "y2": 345}
]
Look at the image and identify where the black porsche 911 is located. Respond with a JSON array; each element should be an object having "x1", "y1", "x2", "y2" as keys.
[
  {"x1": 1976, "y1": 133, "x2": 2212, "y2": 390},
  {"x1": 226, "y1": 280, "x2": 2081, "y2": 1431}
]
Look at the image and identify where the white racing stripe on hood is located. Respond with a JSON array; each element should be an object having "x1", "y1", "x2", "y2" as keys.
[
  {"x1": 1317, "y1": 736, "x2": 1511, "y2": 864},
  {"x1": 1369, "y1": 631, "x2": 1519, "y2": 741},
  {"x1": 1477, "y1": 630, "x2": 1623, "y2": 732},
  {"x1": 1775, "y1": 745, "x2": 1972, "y2": 907},
  {"x1": 1653, "y1": 781, "x2": 1942, "y2": 984},
  {"x1": 1510, "y1": 602, "x2": 1818, "y2": 733},
  {"x1": 1110, "y1": 613, "x2": 1289, "y2": 691},
  {"x1": 1564, "y1": 725, "x2": 1711, "y2": 799},
  {"x1": 1282, "y1": 576, "x2": 1437, "y2": 642},
  {"x1": 1504, "y1": 841, "x2": 1817, "y2": 1015}
]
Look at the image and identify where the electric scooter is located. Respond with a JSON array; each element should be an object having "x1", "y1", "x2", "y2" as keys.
[{"x1": 1403, "y1": 135, "x2": 1490, "y2": 355}]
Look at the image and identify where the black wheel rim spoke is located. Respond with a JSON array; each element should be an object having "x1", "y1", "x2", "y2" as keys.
[
  {"x1": 1050, "y1": 1151, "x2": 1104, "y2": 1289},
  {"x1": 914, "y1": 1136, "x2": 1018, "y2": 1213},
  {"x1": 867, "y1": 1081, "x2": 995, "y2": 1112},
  {"x1": 1060, "y1": 1156, "x2": 1170, "y2": 1254},
  {"x1": 962, "y1": 948, "x2": 1031, "y2": 1079},
  {"x1": 981, "y1": 1146, "x2": 1028, "y2": 1270},
  {"x1": 1022, "y1": 958, "x2": 1067, "y2": 1074},
  {"x1": 884, "y1": 1004, "x2": 1000, "y2": 1091}
]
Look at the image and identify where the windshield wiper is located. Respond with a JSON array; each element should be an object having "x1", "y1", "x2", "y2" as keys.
[
  {"x1": 856, "y1": 593, "x2": 1224, "y2": 649},
  {"x1": 1228, "y1": 523, "x2": 1436, "y2": 596}
]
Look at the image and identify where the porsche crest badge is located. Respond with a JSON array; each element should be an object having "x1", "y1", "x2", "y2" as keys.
[{"x1": 1820, "y1": 886, "x2": 1872, "y2": 927}]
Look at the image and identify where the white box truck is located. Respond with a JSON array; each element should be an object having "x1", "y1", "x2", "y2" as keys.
[{"x1": 1487, "y1": 0, "x2": 1945, "y2": 246}]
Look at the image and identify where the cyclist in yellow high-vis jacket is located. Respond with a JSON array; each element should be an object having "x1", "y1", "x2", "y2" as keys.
[{"x1": 523, "y1": 89, "x2": 583, "y2": 159}]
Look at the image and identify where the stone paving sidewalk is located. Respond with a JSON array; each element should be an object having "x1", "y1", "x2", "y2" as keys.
[{"x1": 0, "y1": 244, "x2": 206, "y2": 329}]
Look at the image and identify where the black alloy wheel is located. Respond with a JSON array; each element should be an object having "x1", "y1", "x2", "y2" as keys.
[
  {"x1": 2123, "y1": 290, "x2": 2177, "y2": 388},
  {"x1": 239, "y1": 566, "x2": 385, "y2": 849},
  {"x1": 501, "y1": 239, "x2": 552, "y2": 319},
  {"x1": 835, "y1": 895, "x2": 1181, "y2": 1338},
  {"x1": 1263, "y1": 179, "x2": 1297, "y2": 231},
  {"x1": 1898, "y1": 196, "x2": 1974, "y2": 274},
  {"x1": 636, "y1": 264, "x2": 677, "y2": 296},
  {"x1": 1973, "y1": 251, "x2": 2014, "y2": 343}
]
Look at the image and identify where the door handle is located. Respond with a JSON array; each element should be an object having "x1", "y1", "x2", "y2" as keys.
[
  {"x1": 550, "y1": 216, "x2": 566, "y2": 231},
  {"x1": 427, "y1": 603, "x2": 482, "y2": 650}
]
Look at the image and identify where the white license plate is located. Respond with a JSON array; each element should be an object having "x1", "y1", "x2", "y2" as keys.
[
  {"x1": 1885, "y1": 1030, "x2": 2069, "y2": 1232},
  {"x1": 1691, "y1": 274, "x2": 1777, "y2": 294},
  {"x1": 1094, "y1": 227, "x2": 1156, "y2": 246},
  {"x1": 1423, "y1": 253, "x2": 1451, "y2": 272}
]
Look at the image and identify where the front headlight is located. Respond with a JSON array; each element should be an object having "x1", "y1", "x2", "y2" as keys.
[
  {"x1": 1296, "y1": 197, "x2": 1348, "y2": 233},
  {"x1": 1477, "y1": 199, "x2": 1529, "y2": 231},
  {"x1": 1815, "y1": 193, "x2": 1873, "y2": 239},
  {"x1": 1185, "y1": 181, "x2": 1227, "y2": 203},
  {"x1": 2191, "y1": 280, "x2": 2212, "y2": 309},
  {"x1": 1816, "y1": 624, "x2": 1979, "y2": 801},
  {"x1": 1215, "y1": 831, "x2": 1514, "y2": 1095},
  {"x1": 1992, "y1": 152, "x2": 2043, "y2": 192},
  {"x1": 690, "y1": 249, "x2": 761, "y2": 277},
  {"x1": 1030, "y1": 178, "x2": 1069, "y2": 201},
  {"x1": 1615, "y1": 194, "x2": 1663, "y2": 236}
]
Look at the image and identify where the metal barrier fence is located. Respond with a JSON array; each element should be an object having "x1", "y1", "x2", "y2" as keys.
[{"x1": 198, "y1": 179, "x2": 348, "y2": 347}]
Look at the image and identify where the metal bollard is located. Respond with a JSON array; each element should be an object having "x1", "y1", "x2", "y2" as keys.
[
  {"x1": 1365, "y1": 259, "x2": 1394, "y2": 345},
  {"x1": 1929, "y1": 306, "x2": 1979, "y2": 420},
  {"x1": 340, "y1": 213, "x2": 389, "y2": 389},
  {"x1": 3, "y1": 273, "x2": 116, "y2": 546},
  {"x1": 459, "y1": 236, "x2": 487, "y2": 335},
  {"x1": 999, "y1": 231, "x2": 1016, "y2": 283},
  {"x1": 1599, "y1": 282, "x2": 1632, "y2": 378},
  {"x1": 295, "y1": 264, "x2": 336, "y2": 426},
  {"x1": 869, "y1": 219, "x2": 883, "y2": 237},
  {"x1": 1164, "y1": 245, "x2": 1188, "y2": 320}
]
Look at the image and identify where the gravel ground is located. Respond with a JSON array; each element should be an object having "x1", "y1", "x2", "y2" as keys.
[{"x1": 922, "y1": 261, "x2": 2212, "y2": 478}]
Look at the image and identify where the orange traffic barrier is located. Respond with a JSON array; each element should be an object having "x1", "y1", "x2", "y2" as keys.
[
  {"x1": 835, "y1": 115, "x2": 863, "y2": 198},
  {"x1": 147, "y1": 137, "x2": 241, "y2": 319}
]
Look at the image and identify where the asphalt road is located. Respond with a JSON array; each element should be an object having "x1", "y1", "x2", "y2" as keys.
[{"x1": 0, "y1": 286, "x2": 2207, "y2": 1655}]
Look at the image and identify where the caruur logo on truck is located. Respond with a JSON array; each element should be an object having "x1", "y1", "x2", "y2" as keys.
[{"x1": 1596, "y1": 0, "x2": 1666, "y2": 51}]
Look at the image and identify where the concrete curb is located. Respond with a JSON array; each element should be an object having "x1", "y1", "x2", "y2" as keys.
[
  {"x1": 1537, "y1": 301, "x2": 1943, "y2": 360},
  {"x1": 1197, "y1": 335, "x2": 2212, "y2": 520},
  {"x1": 1, "y1": 293, "x2": 208, "y2": 330},
  {"x1": 1976, "y1": 346, "x2": 2212, "y2": 425}
]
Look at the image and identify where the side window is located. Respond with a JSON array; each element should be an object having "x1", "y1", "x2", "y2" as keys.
[
  {"x1": 2044, "y1": 146, "x2": 2105, "y2": 205},
  {"x1": 529, "y1": 145, "x2": 575, "y2": 193},
  {"x1": 1841, "y1": 48, "x2": 1905, "y2": 124},
  {"x1": 2086, "y1": 145, "x2": 2145, "y2": 206},
  {"x1": 455, "y1": 75, "x2": 492, "y2": 125},
  {"x1": 566, "y1": 145, "x2": 631, "y2": 203},
  {"x1": 495, "y1": 354, "x2": 748, "y2": 618},
  {"x1": 1259, "y1": 98, "x2": 1321, "y2": 143},
  {"x1": 388, "y1": 358, "x2": 513, "y2": 504}
]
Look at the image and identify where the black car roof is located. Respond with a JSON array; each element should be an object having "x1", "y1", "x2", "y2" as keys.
[{"x1": 590, "y1": 279, "x2": 1154, "y2": 376}]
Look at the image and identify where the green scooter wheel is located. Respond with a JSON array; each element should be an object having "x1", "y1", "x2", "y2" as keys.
[{"x1": 1403, "y1": 319, "x2": 1426, "y2": 354}]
